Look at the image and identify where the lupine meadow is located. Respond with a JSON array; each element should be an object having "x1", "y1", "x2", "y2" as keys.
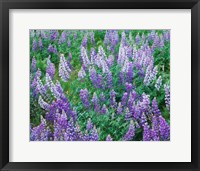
[{"x1": 30, "y1": 30, "x2": 170, "y2": 141}]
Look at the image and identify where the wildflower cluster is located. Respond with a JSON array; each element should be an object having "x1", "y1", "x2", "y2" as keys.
[{"x1": 30, "y1": 30, "x2": 170, "y2": 141}]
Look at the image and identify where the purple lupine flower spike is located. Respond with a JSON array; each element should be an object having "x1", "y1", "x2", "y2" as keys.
[
  {"x1": 151, "y1": 115, "x2": 160, "y2": 141},
  {"x1": 58, "y1": 31, "x2": 67, "y2": 44},
  {"x1": 121, "y1": 31, "x2": 126, "y2": 46},
  {"x1": 126, "y1": 62, "x2": 134, "y2": 83},
  {"x1": 97, "y1": 74, "x2": 104, "y2": 89},
  {"x1": 32, "y1": 39, "x2": 37, "y2": 52},
  {"x1": 30, "y1": 116, "x2": 52, "y2": 141},
  {"x1": 121, "y1": 92, "x2": 128, "y2": 107},
  {"x1": 80, "y1": 46, "x2": 90, "y2": 67},
  {"x1": 78, "y1": 67, "x2": 86, "y2": 80},
  {"x1": 38, "y1": 96, "x2": 50, "y2": 110},
  {"x1": 125, "y1": 107, "x2": 132, "y2": 121},
  {"x1": 99, "y1": 92, "x2": 106, "y2": 102},
  {"x1": 90, "y1": 48, "x2": 97, "y2": 65},
  {"x1": 140, "y1": 113, "x2": 147, "y2": 126},
  {"x1": 48, "y1": 44, "x2": 57, "y2": 54},
  {"x1": 155, "y1": 76, "x2": 162, "y2": 91},
  {"x1": 46, "y1": 99, "x2": 71, "y2": 123},
  {"x1": 91, "y1": 92, "x2": 100, "y2": 112},
  {"x1": 106, "y1": 71, "x2": 113, "y2": 89},
  {"x1": 123, "y1": 120, "x2": 135, "y2": 141},
  {"x1": 110, "y1": 90, "x2": 117, "y2": 108},
  {"x1": 104, "y1": 30, "x2": 119, "y2": 52},
  {"x1": 164, "y1": 84, "x2": 170, "y2": 111},
  {"x1": 117, "y1": 102, "x2": 123, "y2": 115},
  {"x1": 106, "y1": 135, "x2": 113, "y2": 141},
  {"x1": 50, "y1": 30, "x2": 59, "y2": 41},
  {"x1": 159, "y1": 115, "x2": 170, "y2": 141},
  {"x1": 135, "y1": 33, "x2": 140, "y2": 45},
  {"x1": 82, "y1": 33, "x2": 88, "y2": 48},
  {"x1": 152, "y1": 97, "x2": 161, "y2": 116},
  {"x1": 46, "y1": 73, "x2": 61, "y2": 100},
  {"x1": 159, "y1": 35, "x2": 165, "y2": 48},
  {"x1": 35, "y1": 76, "x2": 46, "y2": 95},
  {"x1": 38, "y1": 38, "x2": 43, "y2": 49},
  {"x1": 31, "y1": 57, "x2": 37, "y2": 72},
  {"x1": 101, "y1": 104, "x2": 108, "y2": 114},
  {"x1": 80, "y1": 88, "x2": 90, "y2": 108},
  {"x1": 59, "y1": 54, "x2": 72, "y2": 82},
  {"x1": 86, "y1": 118, "x2": 93, "y2": 131},
  {"x1": 119, "y1": 71, "x2": 125, "y2": 85},
  {"x1": 55, "y1": 80, "x2": 64, "y2": 96},
  {"x1": 143, "y1": 122, "x2": 151, "y2": 141},
  {"x1": 106, "y1": 55, "x2": 114, "y2": 67},
  {"x1": 90, "y1": 126, "x2": 99, "y2": 141},
  {"x1": 90, "y1": 31, "x2": 95, "y2": 44},
  {"x1": 46, "y1": 56, "x2": 55, "y2": 79},
  {"x1": 41, "y1": 30, "x2": 48, "y2": 39},
  {"x1": 89, "y1": 67, "x2": 97, "y2": 88},
  {"x1": 31, "y1": 68, "x2": 41, "y2": 89},
  {"x1": 125, "y1": 82, "x2": 133, "y2": 93},
  {"x1": 127, "y1": 93, "x2": 134, "y2": 112},
  {"x1": 138, "y1": 93, "x2": 150, "y2": 114},
  {"x1": 142, "y1": 33, "x2": 146, "y2": 43}
]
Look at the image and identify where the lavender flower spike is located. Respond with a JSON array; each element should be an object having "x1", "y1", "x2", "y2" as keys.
[
  {"x1": 45, "y1": 73, "x2": 61, "y2": 100},
  {"x1": 82, "y1": 33, "x2": 88, "y2": 48},
  {"x1": 86, "y1": 118, "x2": 93, "y2": 131},
  {"x1": 125, "y1": 82, "x2": 133, "y2": 93},
  {"x1": 155, "y1": 76, "x2": 162, "y2": 91},
  {"x1": 32, "y1": 39, "x2": 37, "y2": 52},
  {"x1": 59, "y1": 54, "x2": 71, "y2": 82},
  {"x1": 110, "y1": 90, "x2": 117, "y2": 108},
  {"x1": 78, "y1": 67, "x2": 86, "y2": 80},
  {"x1": 38, "y1": 38, "x2": 43, "y2": 49},
  {"x1": 38, "y1": 96, "x2": 50, "y2": 110},
  {"x1": 46, "y1": 56, "x2": 55, "y2": 79},
  {"x1": 123, "y1": 120, "x2": 135, "y2": 141},
  {"x1": 50, "y1": 30, "x2": 58, "y2": 41},
  {"x1": 58, "y1": 31, "x2": 67, "y2": 44},
  {"x1": 117, "y1": 102, "x2": 123, "y2": 115},
  {"x1": 159, "y1": 115, "x2": 170, "y2": 141},
  {"x1": 164, "y1": 84, "x2": 170, "y2": 111},
  {"x1": 106, "y1": 135, "x2": 113, "y2": 141},
  {"x1": 152, "y1": 97, "x2": 161, "y2": 116},
  {"x1": 143, "y1": 122, "x2": 151, "y2": 141},
  {"x1": 121, "y1": 92, "x2": 128, "y2": 107},
  {"x1": 30, "y1": 116, "x2": 52, "y2": 141},
  {"x1": 106, "y1": 71, "x2": 113, "y2": 89},
  {"x1": 36, "y1": 77, "x2": 46, "y2": 95},
  {"x1": 80, "y1": 88, "x2": 90, "y2": 108},
  {"x1": 99, "y1": 92, "x2": 106, "y2": 102},
  {"x1": 151, "y1": 115, "x2": 160, "y2": 141},
  {"x1": 90, "y1": 126, "x2": 99, "y2": 141},
  {"x1": 31, "y1": 57, "x2": 37, "y2": 72},
  {"x1": 89, "y1": 67, "x2": 97, "y2": 88},
  {"x1": 125, "y1": 107, "x2": 132, "y2": 121},
  {"x1": 80, "y1": 46, "x2": 90, "y2": 67},
  {"x1": 91, "y1": 92, "x2": 100, "y2": 112},
  {"x1": 101, "y1": 104, "x2": 109, "y2": 114}
]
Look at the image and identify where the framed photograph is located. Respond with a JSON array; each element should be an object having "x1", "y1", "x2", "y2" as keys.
[{"x1": 0, "y1": 0, "x2": 199, "y2": 170}]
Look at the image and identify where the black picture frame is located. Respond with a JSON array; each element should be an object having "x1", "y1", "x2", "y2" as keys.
[{"x1": 0, "y1": 0, "x2": 200, "y2": 170}]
